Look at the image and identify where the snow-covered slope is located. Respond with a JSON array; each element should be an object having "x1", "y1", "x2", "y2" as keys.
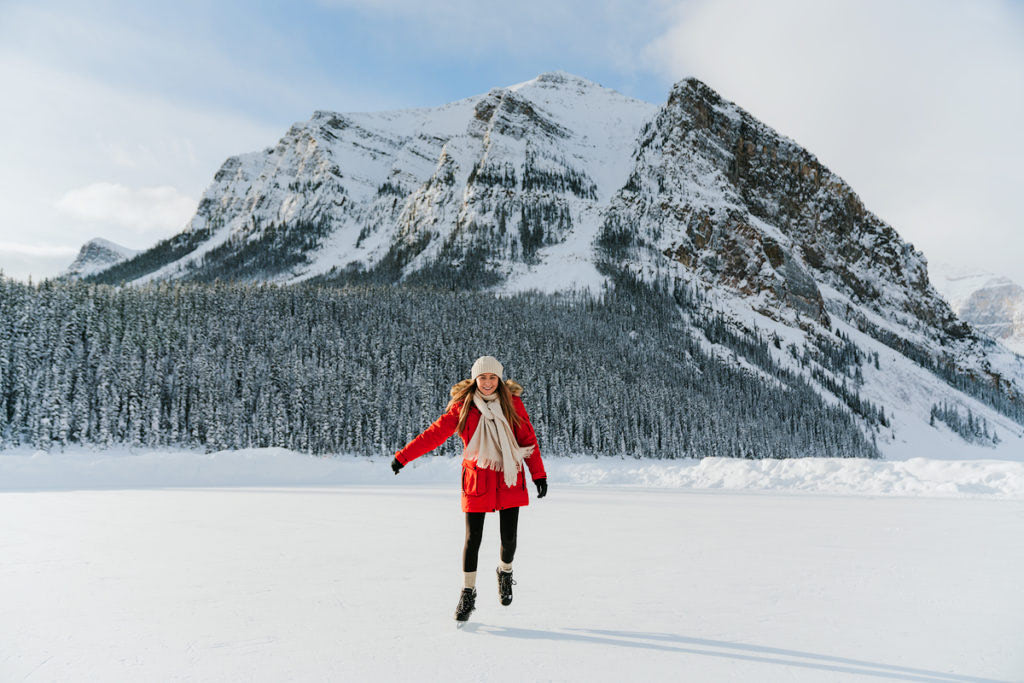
[
  {"x1": 931, "y1": 263, "x2": 1024, "y2": 355},
  {"x1": 63, "y1": 238, "x2": 138, "y2": 279}
]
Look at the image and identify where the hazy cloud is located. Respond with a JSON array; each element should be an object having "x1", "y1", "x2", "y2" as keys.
[
  {"x1": 0, "y1": 243, "x2": 79, "y2": 281},
  {"x1": 0, "y1": 242, "x2": 78, "y2": 257},
  {"x1": 56, "y1": 183, "x2": 197, "y2": 234},
  {"x1": 0, "y1": 55, "x2": 279, "y2": 279}
]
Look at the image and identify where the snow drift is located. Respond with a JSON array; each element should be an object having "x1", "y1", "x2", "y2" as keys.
[{"x1": 2, "y1": 446, "x2": 1022, "y2": 499}]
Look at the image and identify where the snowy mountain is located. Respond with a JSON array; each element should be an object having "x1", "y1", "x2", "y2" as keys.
[
  {"x1": 931, "y1": 263, "x2": 1024, "y2": 355},
  {"x1": 87, "y1": 72, "x2": 963, "y2": 345},
  {"x1": 90, "y1": 72, "x2": 656, "y2": 288},
  {"x1": 63, "y1": 238, "x2": 138, "y2": 279},
  {"x1": 76, "y1": 73, "x2": 1024, "y2": 458}
]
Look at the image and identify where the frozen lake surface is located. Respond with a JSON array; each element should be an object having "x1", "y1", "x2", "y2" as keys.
[{"x1": 3, "y1": 477, "x2": 1022, "y2": 681}]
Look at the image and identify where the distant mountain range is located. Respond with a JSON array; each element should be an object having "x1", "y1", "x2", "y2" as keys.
[
  {"x1": 70, "y1": 71, "x2": 1024, "y2": 458},
  {"x1": 931, "y1": 264, "x2": 1024, "y2": 355}
]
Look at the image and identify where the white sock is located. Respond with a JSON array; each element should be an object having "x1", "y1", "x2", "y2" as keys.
[
  {"x1": 464, "y1": 571, "x2": 477, "y2": 589},
  {"x1": 498, "y1": 561, "x2": 513, "y2": 573}
]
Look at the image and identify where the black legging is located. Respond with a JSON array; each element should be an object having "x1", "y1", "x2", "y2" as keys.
[{"x1": 463, "y1": 508, "x2": 519, "y2": 572}]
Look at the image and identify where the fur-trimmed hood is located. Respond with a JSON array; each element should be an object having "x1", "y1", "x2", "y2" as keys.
[{"x1": 450, "y1": 378, "x2": 523, "y2": 397}]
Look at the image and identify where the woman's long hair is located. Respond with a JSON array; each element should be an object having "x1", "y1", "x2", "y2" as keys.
[{"x1": 447, "y1": 379, "x2": 523, "y2": 435}]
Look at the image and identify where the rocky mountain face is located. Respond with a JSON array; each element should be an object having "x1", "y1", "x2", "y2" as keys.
[
  {"x1": 86, "y1": 72, "x2": 1024, "y2": 454},
  {"x1": 603, "y1": 80, "x2": 964, "y2": 340},
  {"x1": 63, "y1": 238, "x2": 138, "y2": 279},
  {"x1": 931, "y1": 265, "x2": 1024, "y2": 355}
]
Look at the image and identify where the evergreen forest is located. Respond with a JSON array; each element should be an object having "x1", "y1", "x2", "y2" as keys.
[{"x1": 0, "y1": 274, "x2": 882, "y2": 458}]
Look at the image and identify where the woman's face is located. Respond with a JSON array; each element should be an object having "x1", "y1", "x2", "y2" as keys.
[{"x1": 476, "y1": 373, "x2": 499, "y2": 396}]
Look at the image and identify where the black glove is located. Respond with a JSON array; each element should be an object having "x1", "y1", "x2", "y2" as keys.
[
  {"x1": 391, "y1": 457, "x2": 404, "y2": 475},
  {"x1": 534, "y1": 478, "x2": 547, "y2": 498}
]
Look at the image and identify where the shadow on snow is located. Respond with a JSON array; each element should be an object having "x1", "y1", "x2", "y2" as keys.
[{"x1": 459, "y1": 624, "x2": 1004, "y2": 683}]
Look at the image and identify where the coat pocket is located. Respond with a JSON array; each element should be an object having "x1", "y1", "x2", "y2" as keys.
[{"x1": 462, "y1": 461, "x2": 483, "y2": 496}]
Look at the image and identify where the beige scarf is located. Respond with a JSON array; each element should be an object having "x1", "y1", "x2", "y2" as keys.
[{"x1": 464, "y1": 391, "x2": 533, "y2": 487}]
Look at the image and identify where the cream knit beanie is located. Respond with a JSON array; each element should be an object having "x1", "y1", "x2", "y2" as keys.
[{"x1": 471, "y1": 356, "x2": 504, "y2": 380}]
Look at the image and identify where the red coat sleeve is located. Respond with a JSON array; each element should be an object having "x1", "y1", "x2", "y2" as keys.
[
  {"x1": 395, "y1": 402, "x2": 461, "y2": 465},
  {"x1": 513, "y1": 396, "x2": 546, "y2": 481}
]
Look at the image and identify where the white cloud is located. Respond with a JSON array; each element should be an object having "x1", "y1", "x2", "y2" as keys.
[
  {"x1": 0, "y1": 56, "x2": 281, "y2": 280},
  {"x1": 56, "y1": 183, "x2": 197, "y2": 234},
  {"x1": 0, "y1": 242, "x2": 78, "y2": 257},
  {"x1": 646, "y1": 0, "x2": 1024, "y2": 285},
  {"x1": 0, "y1": 0, "x2": 397, "y2": 282}
]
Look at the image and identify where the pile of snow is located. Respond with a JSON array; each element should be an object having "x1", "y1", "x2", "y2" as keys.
[
  {"x1": 2, "y1": 447, "x2": 1023, "y2": 499},
  {"x1": 554, "y1": 455, "x2": 1024, "y2": 498}
]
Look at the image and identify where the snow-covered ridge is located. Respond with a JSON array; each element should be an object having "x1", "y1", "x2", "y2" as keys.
[
  {"x1": 63, "y1": 238, "x2": 138, "y2": 279},
  {"x1": 3, "y1": 447, "x2": 1022, "y2": 499}
]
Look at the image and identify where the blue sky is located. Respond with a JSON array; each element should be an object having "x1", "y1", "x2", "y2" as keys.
[{"x1": 1, "y1": 0, "x2": 1022, "y2": 284}]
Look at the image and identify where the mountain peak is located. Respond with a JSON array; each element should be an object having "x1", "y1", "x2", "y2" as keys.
[
  {"x1": 63, "y1": 238, "x2": 138, "y2": 279},
  {"x1": 507, "y1": 71, "x2": 629, "y2": 100},
  {"x1": 84, "y1": 237, "x2": 130, "y2": 252},
  {"x1": 664, "y1": 76, "x2": 735, "y2": 119},
  {"x1": 511, "y1": 70, "x2": 595, "y2": 88},
  {"x1": 677, "y1": 75, "x2": 716, "y2": 92}
]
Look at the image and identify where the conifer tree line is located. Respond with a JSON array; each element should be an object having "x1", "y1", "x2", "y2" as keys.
[
  {"x1": 929, "y1": 402, "x2": 1000, "y2": 445},
  {"x1": 0, "y1": 275, "x2": 881, "y2": 458}
]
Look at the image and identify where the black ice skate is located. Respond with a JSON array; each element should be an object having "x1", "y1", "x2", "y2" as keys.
[
  {"x1": 454, "y1": 587, "x2": 476, "y2": 622},
  {"x1": 497, "y1": 568, "x2": 516, "y2": 606}
]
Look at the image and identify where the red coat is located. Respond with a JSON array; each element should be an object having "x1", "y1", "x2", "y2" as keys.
[{"x1": 395, "y1": 394, "x2": 547, "y2": 513}]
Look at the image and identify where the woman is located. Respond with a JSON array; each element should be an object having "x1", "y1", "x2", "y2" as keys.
[{"x1": 391, "y1": 355, "x2": 548, "y2": 622}]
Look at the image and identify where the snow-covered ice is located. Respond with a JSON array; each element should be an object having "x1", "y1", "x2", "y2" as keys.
[
  {"x1": 2, "y1": 486, "x2": 1021, "y2": 681},
  {"x1": 2, "y1": 448, "x2": 1023, "y2": 681}
]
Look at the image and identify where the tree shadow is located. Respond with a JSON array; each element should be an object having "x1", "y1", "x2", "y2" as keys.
[{"x1": 459, "y1": 624, "x2": 1005, "y2": 682}]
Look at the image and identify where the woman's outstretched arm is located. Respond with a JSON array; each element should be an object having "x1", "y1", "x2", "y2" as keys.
[{"x1": 394, "y1": 402, "x2": 461, "y2": 467}]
